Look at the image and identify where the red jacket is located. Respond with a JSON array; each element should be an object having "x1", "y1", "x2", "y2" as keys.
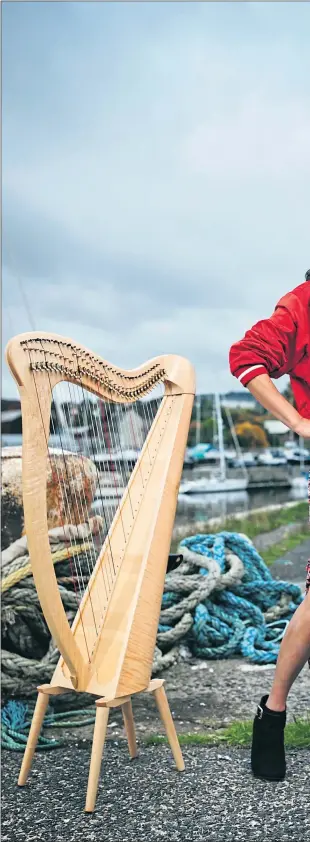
[{"x1": 229, "y1": 281, "x2": 310, "y2": 419}]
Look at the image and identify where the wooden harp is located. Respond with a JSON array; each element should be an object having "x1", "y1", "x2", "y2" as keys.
[{"x1": 6, "y1": 331, "x2": 195, "y2": 811}]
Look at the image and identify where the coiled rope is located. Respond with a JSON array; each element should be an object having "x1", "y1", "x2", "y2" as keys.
[{"x1": 158, "y1": 532, "x2": 302, "y2": 666}]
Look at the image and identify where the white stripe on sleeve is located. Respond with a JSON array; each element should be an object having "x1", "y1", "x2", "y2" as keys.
[{"x1": 237, "y1": 364, "x2": 266, "y2": 383}]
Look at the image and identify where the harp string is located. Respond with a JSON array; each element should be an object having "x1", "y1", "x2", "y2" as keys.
[
  {"x1": 106, "y1": 401, "x2": 135, "y2": 519},
  {"x1": 67, "y1": 377, "x2": 112, "y2": 578},
  {"x1": 140, "y1": 397, "x2": 155, "y2": 465},
  {"x1": 54, "y1": 345, "x2": 116, "y2": 620},
  {"x1": 55, "y1": 339, "x2": 115, "y2": 587},
  {"x1": 38, "y1": 341, "x2": 106, "y2": 639},
  {"x1": 72, "y1": 386, "x2": 158, "y2": 618},
  {"x1": 96, "y1": 396, "x2": 127, "y2": 543},
  {"x1": 87, "y1": 391, "x2": 164, "y2": 550},
  {"x1": 105, "y1": 400, "x2": 144, "y2": 522},
  {"x1": 49, "y1": 392, "x2": 97, "y2": 600},
  {"x1": 72, "y1": 381, "x2": 118, "y2": 594},
  {"x1": 72, "y1": 383, "x2": 123, "y2": 594},
  {"x1": 28, "y1": 351, "x2": 92, "y2": 662},
  {"x1": 89, "y1": 400, "x2": 117, "y2": 536},
  {"x1": 128, "y1": 404, "x2": 145, "y2": 489},
  {"x1": 52, "y1": 408, "x2": 98, "y2": 607},
  {"x1": 56, "y1": 378, "x2": 108, "y2": 612},
  {"x1": 89, "y1": 396, "x2": 120, "y2": 548},
  {"x1": 27, "y1": 340, "x2": 167, "y2": 660},
  {"x1": 65, "y1": 357, "x2": 146, "y2": 626},
  {"x1": 84, "y1": 391, "x2": 127, "y2": 553},
  {"x1": 113, "y1": 402, "x2": 135, "y2": 512},
  {"x1": 46, "y1": 379, "x2": 101, "y2": 635},
  {"x1": 99, "y1": 403, "x2": 127, "y2": 520},
  {"x1": 76, "y1": 386, "x2": 116, "y2": 566}
]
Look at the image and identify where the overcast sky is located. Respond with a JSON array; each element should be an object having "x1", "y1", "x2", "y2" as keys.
[{"x1": 2, "y1": 2, "x2": 309, "y2": 399}]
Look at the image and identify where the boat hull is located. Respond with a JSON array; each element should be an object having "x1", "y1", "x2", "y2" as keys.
[{"x1": 179, "y1": 477, "x2": 248, "y2": 495}]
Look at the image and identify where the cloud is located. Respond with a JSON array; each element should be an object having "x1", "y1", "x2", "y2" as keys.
[
  {"x1": 182, "y1": 99, "x2": 310, "y2": 178},
  {"x1": 2, "y1": 2, "x2": 309, "y2": 399}
]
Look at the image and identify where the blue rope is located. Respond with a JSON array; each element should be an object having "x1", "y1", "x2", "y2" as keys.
[
  {"x1": 1, "y1": 700, "x2": 97, "y2": 751},
  {"x1": 165, "y1": 532, "x2": 303, "y2": 664}
]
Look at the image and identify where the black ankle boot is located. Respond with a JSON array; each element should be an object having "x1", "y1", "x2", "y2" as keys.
[{"x1": 251, "y1": 694, "x2": 286, "y2": 781}]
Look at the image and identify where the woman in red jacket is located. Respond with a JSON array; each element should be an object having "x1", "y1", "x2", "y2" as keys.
[{"x1": 229, "y1": 271, "x2": 310, "y2": 782}]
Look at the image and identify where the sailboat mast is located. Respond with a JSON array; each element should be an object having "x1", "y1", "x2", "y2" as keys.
[
  {"x1": 215, "y1": 392, "x2": 226, "y2": 481},
  {"x1": 196, "y1": 394, "x2": 201, "y2": 447},
  {"x1": 224, "y1": 405, "x2": 248, "y2": 480}
]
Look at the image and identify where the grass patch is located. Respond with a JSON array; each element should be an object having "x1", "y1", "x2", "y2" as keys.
[
  {"x1": 171, "y1": 501, "x2": 308, "y2": 553},
  {"x1": 216, "y1": 502, "x2": 308, "y2": 540},
  {"x1": 144, "y1": 733, "x2": 215, "y2": 747},
  {"x1": 144, "y1": 716, "x2": 310, "y2": 750}
]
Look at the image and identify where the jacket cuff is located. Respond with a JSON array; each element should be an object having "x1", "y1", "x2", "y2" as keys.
[{"x1": 237, "y1": 364, "x2": 267, "y2": 387}]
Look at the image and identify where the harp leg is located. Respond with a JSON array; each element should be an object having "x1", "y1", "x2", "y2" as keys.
[
  {"x1": 122, "y1": 699, "x2": 138, "y2": 759},
  {"x1": 152, "y1": 685, "x2": 185, "y2": 772},
  {"x1": 18, "y1": 691, "x2": 49, "y2": 786},
  {"x1": 85, "y1": 706, "x2": 109, "y2": 813}
]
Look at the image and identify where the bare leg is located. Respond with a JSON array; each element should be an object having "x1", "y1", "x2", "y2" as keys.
[{"x1": 267, "y1": 592, "x2": 310, "y2": 711}]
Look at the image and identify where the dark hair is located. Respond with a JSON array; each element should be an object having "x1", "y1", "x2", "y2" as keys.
[{"x1": 305, "y1": 270, "x2": 310, "y2": 281}]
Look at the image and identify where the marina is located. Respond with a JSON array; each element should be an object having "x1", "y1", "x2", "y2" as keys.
[{"x1": 2, "y1": 2, "x2": 310, "y2": 837}]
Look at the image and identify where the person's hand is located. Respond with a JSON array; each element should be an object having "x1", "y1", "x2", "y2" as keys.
[{"x1": 294, "y1": 417, "x2": 310, "y2": 439}]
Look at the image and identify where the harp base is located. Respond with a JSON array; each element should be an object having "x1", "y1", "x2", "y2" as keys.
[{"x1": 17, "y1": 679, "x2": 185, "y2": 812}]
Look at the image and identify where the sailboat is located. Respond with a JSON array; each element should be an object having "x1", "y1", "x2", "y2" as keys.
[{"x1": 179, "y1": 393, "x2": 248, "y2": 495}]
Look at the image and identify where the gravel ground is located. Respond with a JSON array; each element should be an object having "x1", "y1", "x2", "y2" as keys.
[
  {"x1": 2, "y1": 743, "x2": 310, "y2": 842},
  {"x1": 36, "y1": 657, "x2": 309, "y2": 746}
]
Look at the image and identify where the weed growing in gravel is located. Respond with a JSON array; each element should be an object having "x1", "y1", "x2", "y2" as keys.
[
  {"x1": 144, "y1": 716, "x2": 310, "y2": 749},
  {"x1": 221, "y1": 502, "x2": 308, "y2": 540}
]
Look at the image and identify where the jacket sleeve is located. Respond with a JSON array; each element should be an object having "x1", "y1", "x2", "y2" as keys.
[{"x1": 229, "y1": 294, "x2": 298, "y2": 387}]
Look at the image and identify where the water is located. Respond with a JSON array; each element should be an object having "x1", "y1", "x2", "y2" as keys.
[
  {"x1": 2, "y1": 434, "x2": 307, "y2": 534},
  {"x1": 175, "y1": 484, "x2": 307, "y2": 530}
]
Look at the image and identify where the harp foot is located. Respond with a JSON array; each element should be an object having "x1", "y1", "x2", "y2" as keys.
[
  {"x1": 85, "y1": 707, "x2": 109, "y2": 813},
  {"x1": 151, "y1": 683, "x2": 185, "y2": 772},
  {"x1": 122, "y1": 699, "x2": 138, "y2": 759},
  {"x1": 18, "y1": 691, "x2": 50, "y2": 786}
]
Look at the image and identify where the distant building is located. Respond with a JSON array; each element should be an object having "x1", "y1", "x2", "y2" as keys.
[
  {"x1": 201, "y1": 391, "x2": 259, "y2": 411},
  {"x1": 1, "y1": 398, "x2": 61, "y2": 438},
  {"x1": 264, "y1": 420, "x2": 290, "y2": 436},
  {"x1": 220, "y1": 392, "x2": 259, "y2": 411},
  {"x1": 1, "y1": 399, "x2": 22, "y2": 434},
  {"x1": 119, "y1": 407, "x2": 145, "y2": 450}
]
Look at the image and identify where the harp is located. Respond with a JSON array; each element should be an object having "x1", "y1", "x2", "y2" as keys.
[{"x1": 6, "y1": 331, "x2": 195, "y2": 811}]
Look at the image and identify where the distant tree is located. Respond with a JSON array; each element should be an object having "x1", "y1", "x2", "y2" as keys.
[
  {"x1": 235, "y1": 421, "x2": 268, "y2": 449},
  {"x1": 200, "y1": 418, "x2": 215, "y2": 441},
  {"x1": 187, "y1": 421, "x2": 198, "y2": 447}
]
